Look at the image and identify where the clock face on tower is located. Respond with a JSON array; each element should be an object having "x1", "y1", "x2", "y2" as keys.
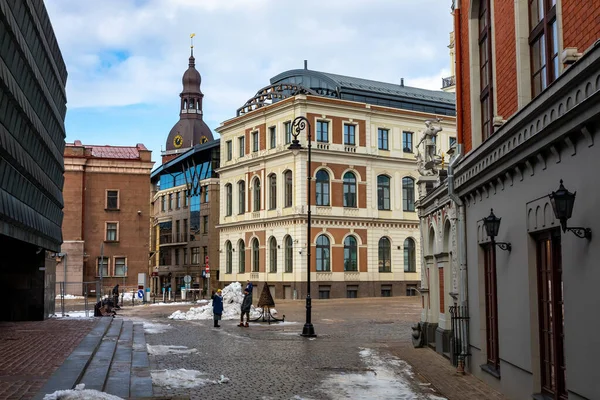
[
  {"x1": 173, "y1": 134, "x2": 183, "y2": 148},
  {"x1": 200, "y1": 136, "x2": 208, "y2": 144}
]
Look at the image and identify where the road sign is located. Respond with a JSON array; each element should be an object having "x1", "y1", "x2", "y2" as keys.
[
  {"x1": 205, "y1": 263, "x2": 210, "y2": 273},
  {"x1": 137, "y1": 289, "x2": 144, "y2": 299},
  {"x1": 184, "y1": 275, "x2": 192, "y2": 283},
  {"x1": 205, "y1": 255, "x2": 209, "y2": 263}
]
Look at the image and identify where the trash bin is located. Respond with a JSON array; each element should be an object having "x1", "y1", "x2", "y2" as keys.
[{"x1": 181, "y1": 287, "x2": 186, "y2": 300}]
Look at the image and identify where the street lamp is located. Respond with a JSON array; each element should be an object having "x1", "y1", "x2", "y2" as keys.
[
  {"x1": 288, "y1": 116, "x2": 317, "y2": 338},
  {"x1": 482, "y1": 209, "x2": 512, "y2": 251},
  {"x1": 549, "y1": 179, "x2": 592, "y2": 239}
]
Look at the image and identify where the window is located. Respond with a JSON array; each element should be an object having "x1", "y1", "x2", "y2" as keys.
[
  {"x1": 269, "y1": 126, "x2": 276, "y2": 148},
  {"x1": 316, "y1": 120, "x2": 329, "y2": 143},
  {"x1": 176, "y1": 220, "x2": 180, "y2": 241},
  {"x1": 238, "y1": 240, "x2": 246, "y2": 273},
  {"x1": 159, "y1": 249, "x2": 171, "y2": 265},
  {"x1": 402, "y1": 177, "x2": 415, "y2": 212},
  {"x1": 183, "y1": 248, "x2": 188, "y2": 265},
  {"x1": 343, "y1": 172, "x2": 357, "y2": 208},
  {"x1": 449, "y1": 136, "x2": 457, "y2": 149},
  {"x1": 238, "y1": 181, "x2": 245, "y2": 214},
  {"x1": 284, "y1": 121, "x2": 292, "y2": 144},
  {"x1": 378, "y1": 128, "x2": 389, "y2": 150},
  {"x1": 404, "y1": 238, "x2": 416, "y2": 272},
  {"x1": 377, "y1": 175, "x2": 390, "y2": 210},
  {"x1": 202, "y1": 215, "x2": 209, "y2": 234},
  {"x1": 238, "y1": 136, "x2": 245, "y2": 157},
  {"x1": 402, "y1": 131, "x2": 413, "y2": 153},
  {"x1": 252, "y1": 131, "x2": 259, "y2": 152},
  {"x1": 479, "y1": 0, "x2": 494, "y2": 140},
  {"x1": 183, "y1": 219, "x2": 188, "y2": 241},
  {"x1": 106, "y1": 190, "x2": 119, "y2": 210},
  {"x1": 174, "y1": 249, "x2": 180, "y2": 265},
  {"x1": 346, "y1": 285, "x2": 358, "y2": 298},
  {"x1": 97, "y1": 257, "x2": 109, "y2": 277},
  {"x1": 269, "y1": 237, "x2": 277, "y2": 273},
  {"x1": 106, "y1": 222, "x2": 118, "y2": 241},
  {"x1": 344, "y1": 236, "x2": 358, "y2": 271},
  {"x1": 253, "y1": 178, "x2": 261, "y2": 211},
  {"x1": 316, "y1": 234, "x2": 331, "y2": 271},
  {"x1": 379, "y1": 237, "x2": 391, "y2": 272},
  {"x1": 168, "y1": 193, "x2": 173, "y2": 210},
  {"x1": 269, "y1": 174, "x2": 277, "y2": 210},
  {"x1": 483, "y1": 244, "x2": 500, "y2": 373},
  {"x1": 203, "y1": 186, "x2": 209, "y2": 203},
  {"x1": 381, "y1": 285, "x2": 392, "y2": 297},
  {"x1": 226, "y1": 140, "x2": 232, "y2": 161},
  {"x1": 284, "y1": 236, "x2": 293, "y2": 273},
  {"x1": 183, "y1": 191, "x2": 188, "y2": 207},
  {"x1": 252, "y1": 238, "x2": 259, "y2": 272},
  {"x1": 161, "y1": 195, "x2": 166, "y2": 211},
  {"x1": 284, "y1": 170, "x2": 293, "y2": 207},
  {"x1": 316, "y1": 170, "x2": 330, "y2": 206},
  {"x1": 225, "y1": 241, "x2": 232, "y2": 274},
  {"x1": 203, "y1": 246, "x2": 208, "y2": 263},
  {"x1": 318, "y1": 286, "x2": 331, "y2": 299},
  {"x1": 406, "y1": 284, "x2": 417, "y2": 296},
  {"x1": 176, "y1": 192, "x2": 181, "y2": 209},
  {"x1": 225, "y1": 184, "x2": 232, "y2": 216},
  {"x1": 191, "y1": 247, "x2": 200, "y2": 264},
  {"x1": 529, "y1": 0, "x2": 558, "y2": 97},
  {"x1": 344, "y1": 124, "x2": 356, "y2": 145}
]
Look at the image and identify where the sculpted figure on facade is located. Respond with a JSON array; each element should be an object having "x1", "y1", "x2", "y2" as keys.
[{"x1": 416, "y1": 119, "x2": 443, "y2": 176}]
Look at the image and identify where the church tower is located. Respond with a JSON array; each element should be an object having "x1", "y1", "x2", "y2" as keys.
[{"x1": 163, "y1": 36, "x2": 214, "y2": 164}]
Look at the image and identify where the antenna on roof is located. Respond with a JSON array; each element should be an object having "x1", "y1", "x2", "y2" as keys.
[
  {"x1": 304, "y1": 60, "x2": 308, "y2": 70},
  {"x1": 401, "y1": 78, "x2": 404, "y2": 87}
]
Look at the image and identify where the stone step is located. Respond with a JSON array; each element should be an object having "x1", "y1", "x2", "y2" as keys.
[
  {"x1": 79, "y1": 318, "x2": 123, "y2": 391},
  {"x1": 104, "y1": 320, "x2": 133, "y2": 398},
  {"x1": 130, "y1": 323, "x2": 153, "y2": 398}
]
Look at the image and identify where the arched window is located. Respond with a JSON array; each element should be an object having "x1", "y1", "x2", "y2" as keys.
[
  {"x1": 378, "y1": 237, "x2": 391, "y2": 272},
  {"x1": 269, "y1": 174, "x2": 277, "y2": 210},
  {"x1": 284, "y1": 170, "x2": 293, "y2": 207},
  {"x1": 284, "y1": 235, "x2": 293, "y2": 272},
  {"x1": 402, "y1": 177, "x2": 415, "y2": 212},
  {"x1": 316, "y1": 234, "x2": 331, "y2": 271},
  {"x1": 225, "y1": 184, "x2": 232, "y2": 216},
  {"x1": 238, "y1": 181, "x2": 245, "y2": 214},
  {"x1": 404, "y1": 238, "x2": 416, "y2": 272},
  {"x1": 269, "y1": 237, "x2": 277, "y2": 273},
  {"x1": 252, "y1": 238, "x2": 260, "y2": 272},
  {"x1": 238, "y1": 240, "x2": 245, "y2": 273},
  {"x1": 225, "y1": 241, "x2": 232, "y2": 274},
  {"x1": 343, "y1": 172, "x2": 357, "y2": 208},
  {"x1": 253, "y1": 178, "x2": 261, "y2": 212},
  {"x1": 316, "y1": 170, "x2": 330, "y2": 206},
  {"x1": 377, "y1": 175, "x2": 391, "y2": 210},
  {"x1": 344, "y1": 236, "x2": 358, "y2": 271}
]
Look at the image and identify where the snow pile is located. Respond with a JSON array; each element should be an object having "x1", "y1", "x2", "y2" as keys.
[
  {"x1": 142, "y1": 322, "x2": 172, "y2": 334},
  {"x1": 55, "y1": 294, "x2": 84, "y2": 299},
  {"x1": 168, "y1": 282, "x2": 277, "y2": 321},
  {"x1": 151, "y1": 369, "x2": 217, "y2": 388},
  {"x1": 147, "y1": 344, "x2": 197, "y2": 355},
  {"x1": 43, "y1": 384, "x2": 123, "y2": 399},
  {"x1": 51, "y1": 311, "x2": 94, "y2": 319}
]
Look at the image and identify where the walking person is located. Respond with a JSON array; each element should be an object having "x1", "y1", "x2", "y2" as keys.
[
  {"x1": 212, "y1": 289, "x2": 223, "y2": 328},
  {"x1": 238, "y1": 289, "x2": 252, "y2": 327},
  {"x1": 112, "y1": 284, "x2": 120, "y2": 309}
]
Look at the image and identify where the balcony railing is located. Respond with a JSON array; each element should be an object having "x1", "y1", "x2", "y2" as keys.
[
  {"x1": 442, "y1": 75, "x2": 456, "y2": 89},
  {"x1": 159, "y1": 233, "x2": 188, "y2": 246}
]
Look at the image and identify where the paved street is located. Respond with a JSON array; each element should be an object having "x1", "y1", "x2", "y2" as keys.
[{"x1": 119, "y1": 297, "x2": 506, "y2": 400}]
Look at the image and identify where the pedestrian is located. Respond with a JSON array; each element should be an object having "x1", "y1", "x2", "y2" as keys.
[
  {"x1": 238, "y1": 289, "x2": 251, "y2": 327},
  {"x1": 212, "y1": 289, "x2": 223, "y2": 328},
  {"x1": 112, "y1": 284, "x2": 120, "y2": 309}
]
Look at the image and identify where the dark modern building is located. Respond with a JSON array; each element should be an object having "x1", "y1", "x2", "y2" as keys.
[{"x1": 0, "y1": 0, "x2": 68, "y2": 320}]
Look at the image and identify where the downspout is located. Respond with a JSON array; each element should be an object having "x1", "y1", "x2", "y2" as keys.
[{"x1": 447, "y1": 148, "x2": 466, "y2": 307}]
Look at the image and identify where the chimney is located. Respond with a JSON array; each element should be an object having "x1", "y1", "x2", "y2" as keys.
[
  {"x1": 304, "y1": 60, "x2": 308, "y2": 70},
  {"x1": 400, "y1": 78, "x2": 404, "y2": 87}
]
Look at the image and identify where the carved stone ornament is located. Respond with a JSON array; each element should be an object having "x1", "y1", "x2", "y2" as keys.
[{"x1": 416, "y1": 119, "x2": 444, "y2": 176}]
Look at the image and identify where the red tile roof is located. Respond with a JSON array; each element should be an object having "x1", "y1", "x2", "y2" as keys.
[{"x1": 66, "y1": 142, "x2": 149, "y2": 160}]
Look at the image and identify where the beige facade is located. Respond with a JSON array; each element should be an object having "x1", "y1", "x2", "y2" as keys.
[{"x1": 217, "y1": 94, "x2": 456, "y2": 299}]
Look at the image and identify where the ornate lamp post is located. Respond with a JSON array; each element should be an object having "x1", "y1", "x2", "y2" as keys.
[
  {"x1": 482, "y1": 209, "x2": 512, "y2": 251},
  {"x1": 288, "y1": 116, "x2": 316, "y2": 337},
  {"x1": 549, "y1": 179, "x2": 592, "y2": 239}
]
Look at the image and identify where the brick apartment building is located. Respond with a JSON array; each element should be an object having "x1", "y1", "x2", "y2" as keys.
[
  {"x1": 61, "y1": 141, "x2": 154, "y2": 296},
  {"x1": 415, "y1": 1, "x2": 600, "y2": 399}
]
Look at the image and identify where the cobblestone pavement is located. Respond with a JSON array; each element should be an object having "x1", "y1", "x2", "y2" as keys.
[
  {"x1": 121, "y1": 297, "x2": 507, "y2": 400},
  {"x1": 0, "y1": 319, "x2": 97, "y2": 400}
]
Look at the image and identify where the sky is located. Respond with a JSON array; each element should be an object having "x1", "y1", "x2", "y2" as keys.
[{"x1": 45, "y1": 0, "x2": 453, "y2": 164}]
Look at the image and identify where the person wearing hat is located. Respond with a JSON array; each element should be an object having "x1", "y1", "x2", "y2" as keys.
[{"x1": 212, "y1": 289, "x2": 223, "y2": 328}]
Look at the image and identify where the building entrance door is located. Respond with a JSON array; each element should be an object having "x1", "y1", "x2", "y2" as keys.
[
  {"x1": 536, "y1": 230, "x2": 567, "y2": 400},
  {"x1": 284, "y1": 285, "x2": 292, "y2": 300}
]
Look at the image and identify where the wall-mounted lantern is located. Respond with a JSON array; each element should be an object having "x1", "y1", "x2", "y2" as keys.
[
  {"x1": 549, "y1": 180, "x2": 592, "y2": 239},
  {"x1": 483, "y1": 209, "x2": 512, "y2": 251}
]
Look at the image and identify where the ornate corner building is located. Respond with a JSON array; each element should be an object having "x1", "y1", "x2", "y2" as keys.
[
  {"x1": 217, "y1": 65, "x2": 457, "y2": 299},
  {"x1": 149, "y1": 47, "x2": 220, "y2": 296},
  {"x1": 0, "y1": 0, "x2": 67, "y2": 320}
]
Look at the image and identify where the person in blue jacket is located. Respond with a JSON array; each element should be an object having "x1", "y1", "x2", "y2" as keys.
[{"x1": 212, "y1": 289, "x2": 223, "y2": 328}]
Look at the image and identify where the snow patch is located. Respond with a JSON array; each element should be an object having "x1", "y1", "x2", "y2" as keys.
[
  {"x1": 168, "y1": 282, "x2": 277, "y2": 321},
  {"x1": 151, "y1": 369, "x2": 216, "y2": 388},
  {"x1": 147, "y1": 344, "x2": 197, "y2": 355},
  {"x1": 50, "y1": 311, "x2": 94, "y2": 319},
  {"x1": 142, "y1": 322, "x2": 172, "y2": 334},
  {"x1": 55, "y1": 294, "x2": 84, "y2": 299},
  {"x1": 150, "y1": 301, "x2": 191, "y2": 307},
  {"x1": 43, "y1": 386, "x2": 123, "y2": 399}
]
